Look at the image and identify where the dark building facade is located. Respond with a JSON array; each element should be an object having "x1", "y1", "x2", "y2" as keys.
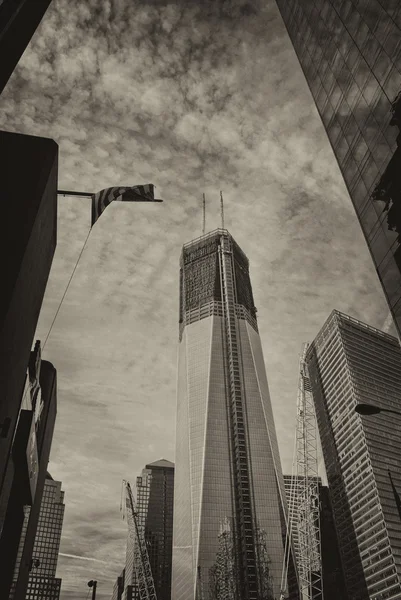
[
  {"x1": 124, "y1": 459, "x2": 174, "y2": 600},
  {"x1": 0, "y1": 0, "x2": 53, "y2": 95},
  {"x1": 111, "y1": 569, "x2": 125, "y2": 600},
  {"x1": 0, "y1": 131, "x2": 58, "y2": 598},
  {"x1": 276, "y1": 0, "x2": 401, "y2": 337},
  {"x1": 306, "y1": 310, "x2": 401, "y2": 599},
  {"x1": 2, "y1": 343, "x2": 58, "y2": 600},
  {"x1": 11, "y1": 473, "x2": 64, "y2": 600}
]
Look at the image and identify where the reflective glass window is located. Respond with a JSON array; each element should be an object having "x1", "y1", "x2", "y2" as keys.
[
  {"x1": 382, "y1": 26, "x2": 401, "y2": 58},
  {"x1": 331, "y1": 84, "x2": 343, "y2": 111},
  {"x1": 359, "y1": 201, "x2": 380, "y2": 239},
  {"x1": 355, "y1": 21, "x2": 370, "y2": 50},
  {"x1": 352, "y1": 136, "x2": 369, "y2": 164},
  {"x1": 344, "y1": 113, "x2": 359, "y2": 147},
  {"x1": 346, "y1": 82, "x2": 362, "y2": 111},
  {"x1": 347, "y1": 8, "x2": 361, "y2": 37},
  {"x1": 335, "y1": 134, "x2": 350, "y2": 164},
  {"x1": 364, "y1": 113, "x2": 381, "y2": 150},
  {"x1": 372, "y1": 50, "x2": 393, "y2": 86},
  {"x1": 361, "y1": 34, "x2": 381, "y2": 70},
  {"x1": 383, "y1": 67, "x2": 401, "y2": 106},
  {"x1": 328, "y1": 115, "x2": 342, "y2": 146},
  {"x1": 339, "y1": 0, "x2": 352, "y2": 21},
  {"x1": 351, "y1": 176, "x2": 369, "y2": 212},
  {"x1": 362, "y1": 77, "x2": 381, "y2": 106},
  {"x1": 343, "y1": 152, "x2": 359, "y2": 188},
  {"x1": 338, "y1": 65, "x2": 353, "y2": 94},
  {"x1": 370, "y1": 227, "x2": 394, "y2": 265},
  {"x1": 322, "y1": 100, "x2": 335, "y2": 127},
  {"x1": 374, "y1": 12, "x2": 393, "y2": 41},
  {"x1": 354, "y1": 93, "x2": 370, "y2": 130},
  {"x1": 360, "y1": 154, "x2": 380, "y2": 192},
  {"x1": 371, "y1": 89, "x2": 393, "y2": 127},
  {"x1": 346, "y1": 44, "x2": 360, "y2": 71},
  {"x1": 382, "y1": 123, "x2": 399, "y2": 153},
  {"x1": 354, "y1": 57, "x2": 370, "y2": 89},
  {"x1": 371, "y1": 129, "x2": 392, "y2": 172}
]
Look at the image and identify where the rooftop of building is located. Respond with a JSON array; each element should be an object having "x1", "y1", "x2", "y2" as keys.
[
  {"x1": 181, "y1": 228, "x2": 249, "y2": 266},
  {"x1": 146, "y1": 458, "x2": 174, "y2": 470},
  {"x1": 306, "y1": 309, "x2": 400, "y2": 356}
]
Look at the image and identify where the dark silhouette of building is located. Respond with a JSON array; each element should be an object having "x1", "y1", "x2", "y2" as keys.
[
  {"x1": 0, "y1": 131, "x2": 58, "y2": 598},
  {"x1": 306, "y1": 311, "x2": 401, "y2": 599},
  {"x1": 276, "y1": 0, "x2": 401, "y2": 337},
  {"x1": 111, "y1": 569, "x2": 125, "y2": 600},
  {"x1": 319, "y1": 486, "x2": 347, "y2": 600},
  {"x1": 0, "y1": 0, "x2": 53, "y2": 95},
  {"x1": 1, "y1": 344, "x2": 58, "y2": 600}
]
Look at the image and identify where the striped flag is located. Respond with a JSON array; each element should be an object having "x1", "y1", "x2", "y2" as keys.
[{"x1": 91, "y1": 184, "x2": 158, "y2": 226}]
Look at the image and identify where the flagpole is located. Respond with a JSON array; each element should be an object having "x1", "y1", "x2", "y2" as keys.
[{"x1": 57, "y1": 190, "x2": 163, "y2": 201}]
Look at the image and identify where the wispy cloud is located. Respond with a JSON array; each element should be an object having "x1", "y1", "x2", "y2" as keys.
[{"x1": 59, "y1": 553, "x2": 110, "y2": 565}]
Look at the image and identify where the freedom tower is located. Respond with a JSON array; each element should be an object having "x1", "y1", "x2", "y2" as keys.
[{"x1": 172, "y1": 229, "x2": 297, "y2": 600}]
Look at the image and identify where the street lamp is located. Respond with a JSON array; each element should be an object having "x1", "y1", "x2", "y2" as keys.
[
  {"x1": 87, "y1": 580, "x2": 97, "y2": 600},
  {"x1": 355, "y1": 403, "x2": 401, "y2": 417}
]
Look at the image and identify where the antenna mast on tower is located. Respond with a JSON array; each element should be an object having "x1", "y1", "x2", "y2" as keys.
[
  {"x1": 220, "y1": 190, "x2": 225, "y2": 229},
  {"x1": 202, "y1": 193, "x2": 206, "y2": 235}
]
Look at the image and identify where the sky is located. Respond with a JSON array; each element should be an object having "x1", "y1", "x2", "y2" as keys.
[{"x1": 0, "y1": 0, "x2": 397, "y2": 598}]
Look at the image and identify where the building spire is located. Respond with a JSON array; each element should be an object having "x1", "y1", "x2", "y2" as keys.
[
  {"x1": 220, "y1": 190, "x2": 225, "y2": 229},
  {"x1": 202, "y1": 193, "x2": 206, "y2": 235}
]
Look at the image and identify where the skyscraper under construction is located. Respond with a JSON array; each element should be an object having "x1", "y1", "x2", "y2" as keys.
[{"x1": 172, "y1": 229, "x2": 298, "y2": 600}]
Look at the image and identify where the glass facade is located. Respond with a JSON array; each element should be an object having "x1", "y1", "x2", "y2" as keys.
[
  {"x1": 306, "y1": 310, "x2": 401, "y2": 599},
  {"x1": 276, "y1": 0, "x2": 401, "y2": 337},
  {"x1": 172, "y1": 229, "x2": 298, "y2": 600},
  {"x1": 123, "y1": 460, "x2": 174, "y2": 600},
  {"x1": 10, "y1": 474, "x2": 65, "y2": 600}
]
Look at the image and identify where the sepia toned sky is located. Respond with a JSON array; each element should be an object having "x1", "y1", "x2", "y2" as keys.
[{"x1": 0, "y1": 0, "x2": 396, "y2": 598}]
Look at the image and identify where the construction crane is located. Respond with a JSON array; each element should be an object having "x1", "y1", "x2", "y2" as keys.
[
  {"x1": 291, "y1": 343, "x2": 324, "y2": 600},
  {"x1": 121, "y1": 479, "x2": 157, "y2": 600}
]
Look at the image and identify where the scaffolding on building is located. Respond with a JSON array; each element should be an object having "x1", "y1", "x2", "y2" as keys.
[
  {"x1": 121, "y1": 480, "x2": 157, "y2": 600},
  {"x1": 218, "y1": 233, "x2": 259, "y2": 599},
  {"x1": 291, "y1": 343, "x2": 323, "y2": 600}
]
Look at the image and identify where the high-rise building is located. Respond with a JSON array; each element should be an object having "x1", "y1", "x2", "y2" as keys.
[
  {"x1": 5, "y1": 342, "x2": 58, "y2": 600},
  {"x1": 275, "y1": 0, "x2": 401, "y2": 337},
  {"x1": 13, "y1": 473, "x2": 65, "y2": 600},
  {"x1": 0, "y1": 131, "x2": 58, "y2": 599},
  {"x1": 283, "y1": 475, "x2": 346, "y2": 600},
  {"x1": 123, "y1": 459, "x2": 174, "y2": 600},
  {"x1": 305, "y1": 310, "x2": 401, "y2": 599},
  {"x1": 172, "y1": 229, "x2": 298, "y2": 600}
]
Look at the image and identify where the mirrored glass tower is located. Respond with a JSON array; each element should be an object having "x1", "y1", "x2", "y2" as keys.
[{"x1": 172, "y1": 229, "x2": 297, "y2": 600}]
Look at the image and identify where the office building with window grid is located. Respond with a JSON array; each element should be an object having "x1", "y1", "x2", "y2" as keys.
[
  {"x1": 23, "y1": 474, "x2": 64, "y2": 600},
  {"x1": 123, "y1": 460, "x2": 174, "y2": 600},
  {"x1": 172, "y1": 229, "x2": 298, "y2": 600},
  {"x1": 305, "y1": 310, "x2": 401, "y2": 599},
  {"x1": 275, "y1": 0, "x2": 401, "y2": 337}
]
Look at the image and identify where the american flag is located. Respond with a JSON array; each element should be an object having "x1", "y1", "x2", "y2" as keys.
[{"x1": 91, "y1": 184, "x2": 158, "y2": 226}]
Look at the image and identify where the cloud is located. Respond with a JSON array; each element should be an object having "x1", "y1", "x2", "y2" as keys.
[{"x1": 59, "y1": 553, "x2": 110, "y2": 565}]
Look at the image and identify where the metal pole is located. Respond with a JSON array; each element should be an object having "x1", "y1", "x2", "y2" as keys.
[
  {"x1": 92, "y1": 581, "x2": 97, "y2": 600},
  {"x1": 57, "y1": 190, "x2": 163, "y2": 201}
]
